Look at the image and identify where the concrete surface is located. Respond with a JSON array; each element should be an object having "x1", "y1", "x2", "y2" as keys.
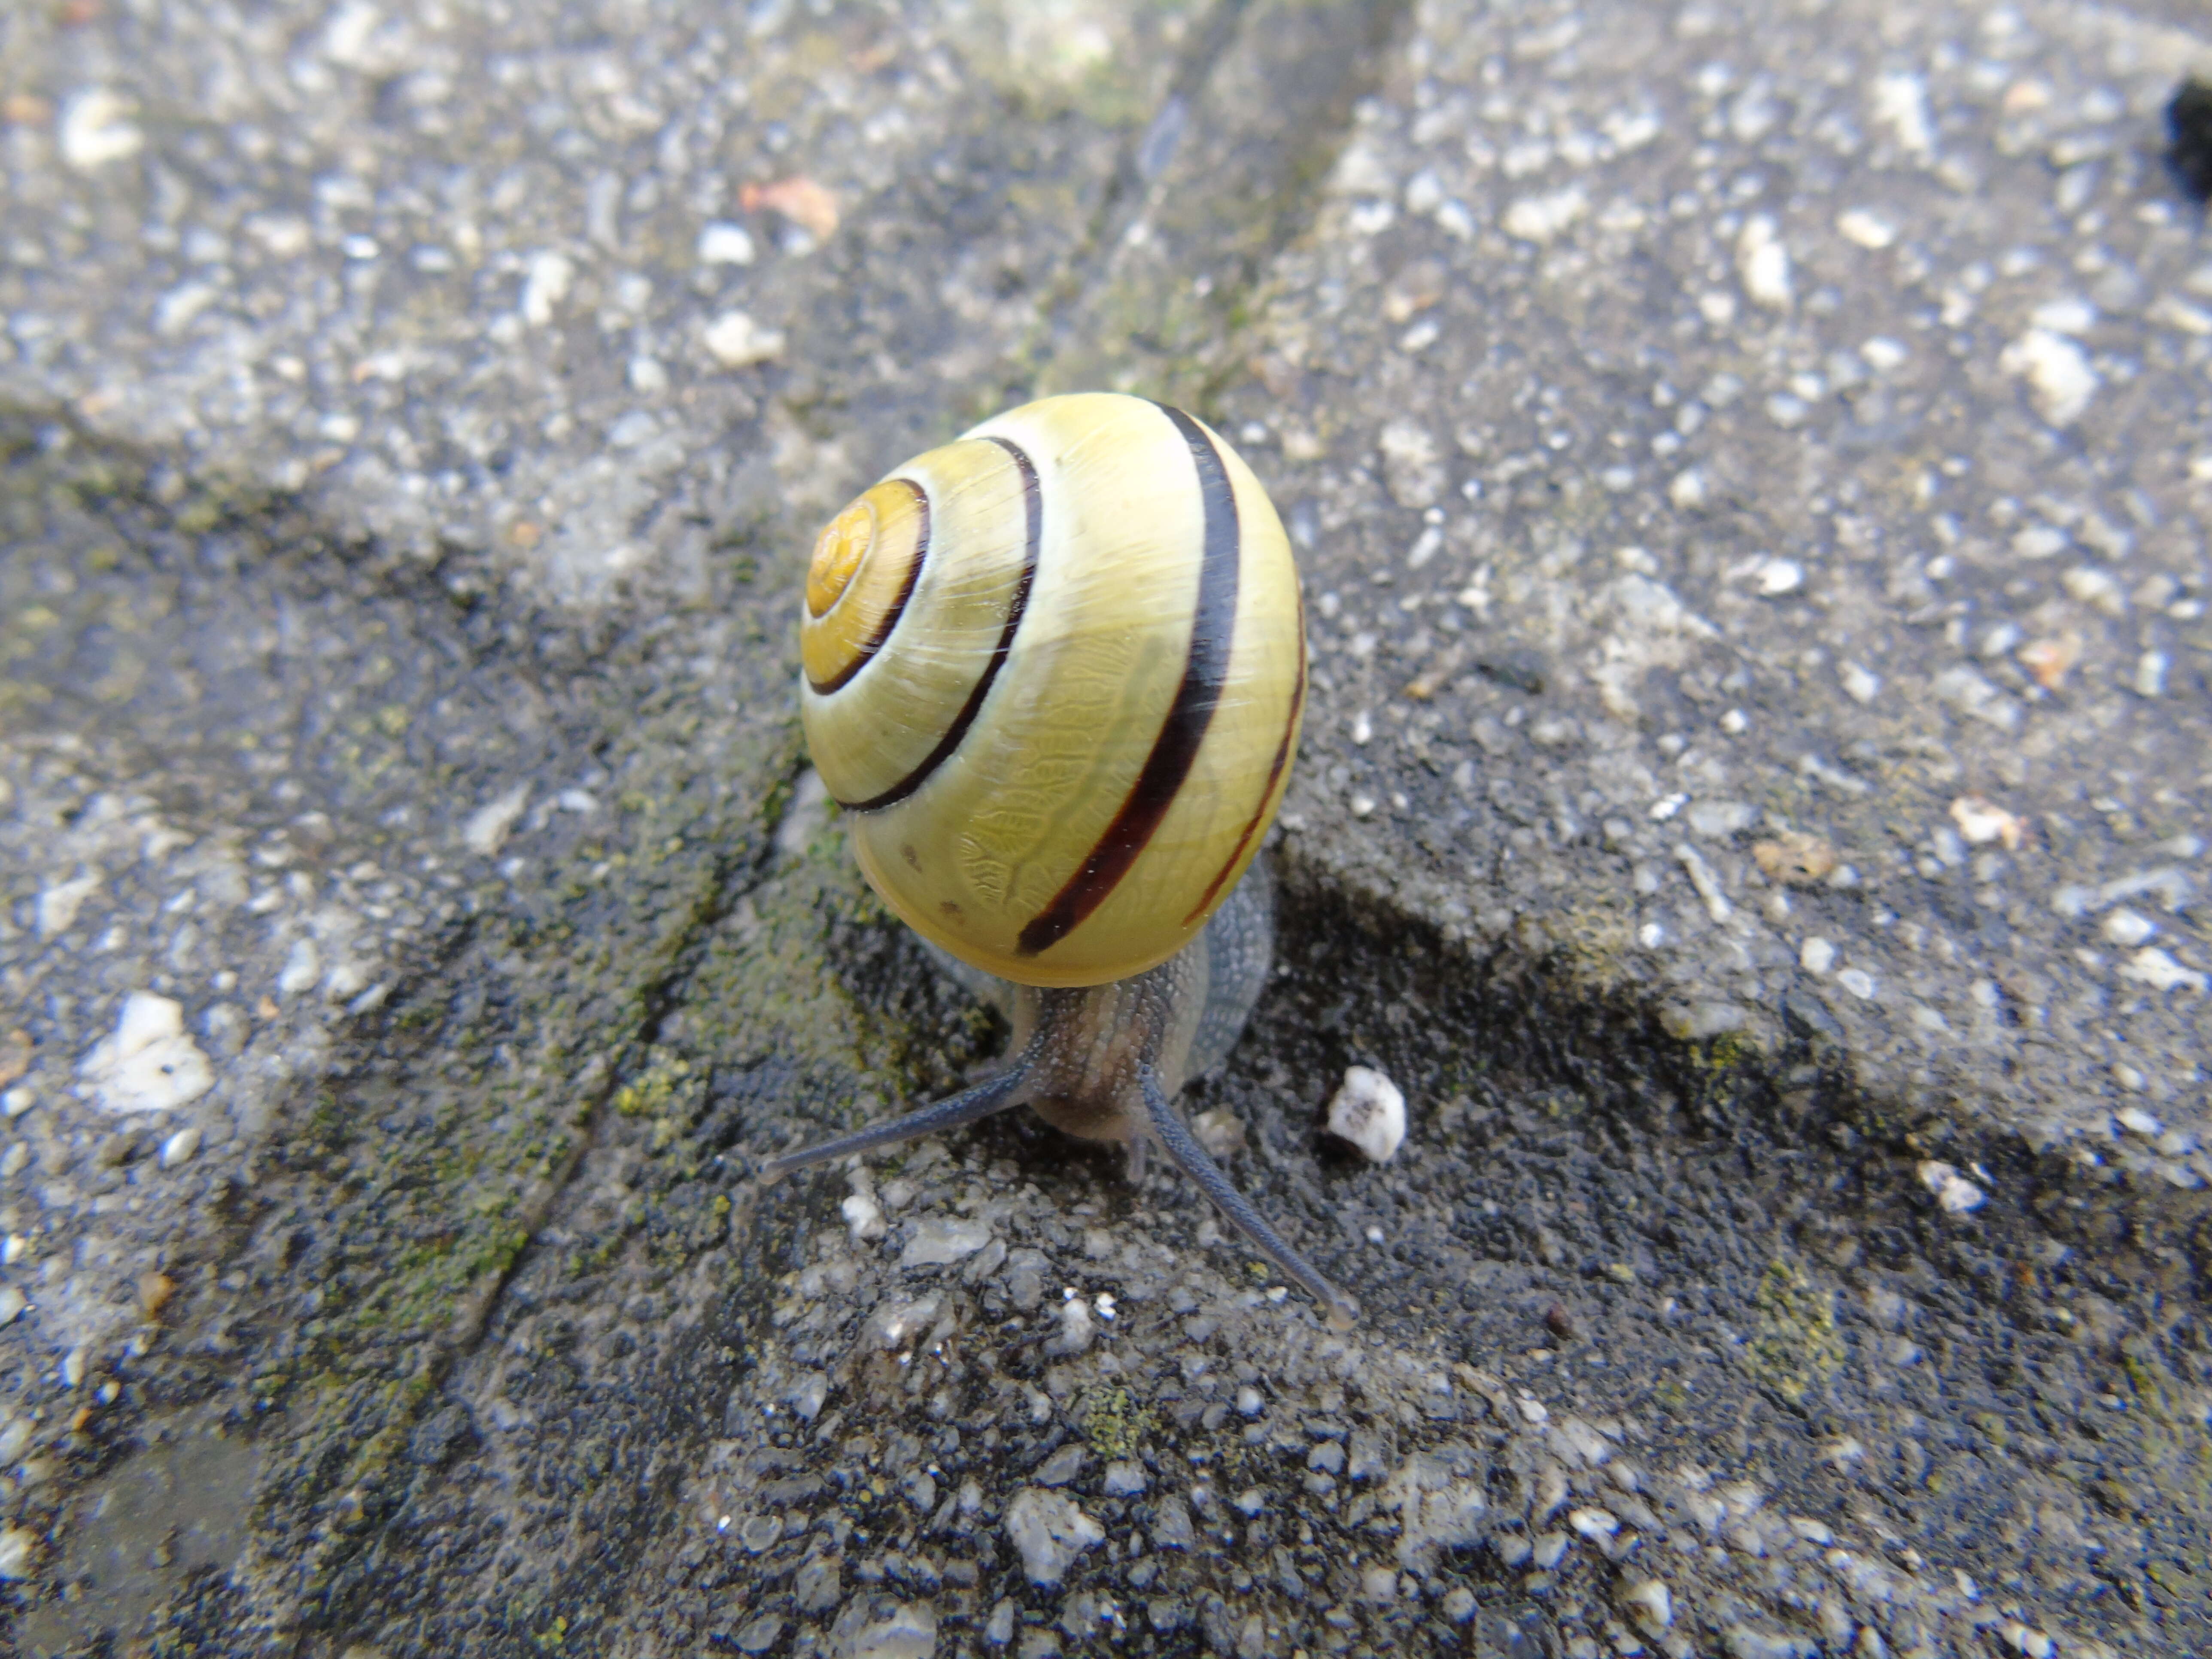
[{"x1": 2, "y1": 0, "x2": 2210, "y2": 1656}]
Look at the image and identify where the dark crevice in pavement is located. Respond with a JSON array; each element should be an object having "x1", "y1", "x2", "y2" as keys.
[{"x1": 1027, "y1": 0, "x2": 1417, "y2": 401}]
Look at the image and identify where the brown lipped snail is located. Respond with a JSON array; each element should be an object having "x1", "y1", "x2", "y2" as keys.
[{"x1": 766, "y1": 392, "x2": 1355, "y2": 1328}]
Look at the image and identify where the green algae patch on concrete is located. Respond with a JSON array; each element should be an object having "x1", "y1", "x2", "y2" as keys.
[{"x1": 1744, "y1": 1259, "x2": 1847, "y2": 1410}]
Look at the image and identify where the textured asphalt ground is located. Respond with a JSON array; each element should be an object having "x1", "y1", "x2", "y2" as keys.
[{"x1": 2, "y1": 1, "x2": 2210, "y2": 1654}]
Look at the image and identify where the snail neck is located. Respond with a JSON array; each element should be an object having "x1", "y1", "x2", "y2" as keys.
[{"x1": 1018, "y1": 952, "x2": 1204, "y2": 1143}]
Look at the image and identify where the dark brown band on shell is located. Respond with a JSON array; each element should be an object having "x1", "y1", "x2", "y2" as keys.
[
  {"x1": 1017, "y1": 403, "x2": 1239, "y2": 958},
  {"x1": 1182, "y1": 613, "x2": 1304, "y2": 927}
]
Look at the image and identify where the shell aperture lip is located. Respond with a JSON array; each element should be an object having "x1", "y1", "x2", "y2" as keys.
[
  {"x1": 835, "y1": 436, "x2": 1041, "y2": 811},
  {"x1": 801, "y1": 478, "x2": 929, "y2": 694},
  {"x1": 1014, "y1": 401, "x2": 1240, "y2": 960}
]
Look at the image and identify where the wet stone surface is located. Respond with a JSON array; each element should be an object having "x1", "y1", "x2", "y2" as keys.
[{"x1": 1, "y1": 0, "x2": 2210, "y2": 1656}]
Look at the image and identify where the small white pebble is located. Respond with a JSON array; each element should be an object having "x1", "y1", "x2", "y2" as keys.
[
  {"x1": 2117, "y1": 948, "x2": 2207, "y2": 993},
  {"x1": 1235, "y1": 1386, "x2": 1264, "y2": 1417},
  {"x1": 1836, "y1": 967, "x2": 1876, "y2": 1000},
  {"x1": 2, "y1": 1089, "x2": 32, "y2": 1118},
  {"x1": 696, "y1": 222, "x2": 757, "y2": 266},
  {"x1": 1800, "y1": 937, "x2": 1836, "y2": 975},
  {"x1": 1325, "y1": 1066, "x2": 1406, "y2": 1163},
  {"x1": 2134, "y1": 651, "x2": 2168, "y2": 698},
  {"x1": 2111, "y1": 1064, "x2": 2147, "y2": 1093},
  {"x1": 1638, "y1": 922, "x2": 1664, "y2": 948},
  {"x1": 1349, "y1": 792, "x2": 1376, "y2": 819},
  {"x1": 1503, "y1": 186, "x2": 1587, "y2": 244},
  {"x1": 2000, "y1": 328, "x2": 2097, "y2": 425},
  {"x1": 1949, "y1": 796, "x2": 2024, "y2": 849},
  {"x1": 1836, "y1": 208, "x2": 1896, "y2": 249},
  {"x1": 1750, "y1": 556, "x2": 1804, "y2": 596},
  {"x1": 1838, "y1": 661, "x2": 1880, "y2": 705},
  {"x1": 60, "y1": 88, "x2": 143, "y2": 170},
  {"x1": 2117, "y1": 1106, "x2": 2163, "y2": 1136},
  {"x1": 1917, "y1": 1161, "x2": 1985, "y2": 1214},
  {"x1": 0, "y1": 1523, "x2": 33, "y2": 1580},
  {"x1": 1621, "y1": 1578, "x2": 1673, "y2": 1630},
  {"x1": 840, "y1": 1191, "x2": 886, "y2": 1243},
  {"x1": 1861, "y1": 335, "x2": 1908, "y2": 371},
  {"x1": 1568, "y1": 1506, "x2": 1620, "y2": 1538},
  {"x1": 520, "y1": 251, "x2": 573, "y2": 327},
  {"x1": 703, "y1": 310, "x2": 785, "y2": 368},
  {"x1": 2103, "y1": 909, "x2": 2154, "y2": 946},
  {"x1": 158, "y1": 1126, "x2": 201, "y2": 1169},
  {"x1": 1719, "y1": 708, "x2": 1747, "y2": 735},
  {"x1": 0, "y1": 1288, "x2": 24, "y2": 1326},
  {"x1": 1736, "y1": 216, "x2": 1792, "y2": 310}
]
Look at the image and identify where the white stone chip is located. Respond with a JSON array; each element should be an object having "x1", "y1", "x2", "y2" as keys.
[
  {"x1": 696, "y1": 222, "x2": 757, "y2": 265},
  {"x1": 840, "y1": 1191, "x2": 886, "y2": 1243},
  {"x1": 1838, "y1": 662, "x2": 1880, "y2": 705},
  {"x1": 1860, "y1": 336, "x2": 1908, "y2": 371},
  {"x1": 1003, "y1": 1488, "x2": 1104, "y2": 1586},
  {"x1": 1674, "y1": 844, "x2": 1733, "y2": 923},
  {"x1": 704, "y1": 310, "x2": 787, "y2": 368},
  {"x1": 80, "y1": 994, "x2": 214, "y2": 1115},
  {"x1": 1999, "y1": 329, "x2": 2098, "y2": 427},
  {"x1": 60, "y1": 89, "x2": 143, "y2": 169},
  {"x1": 1917, "y1": 1161, "x2": 1985, "y2": 1214},
  {"x1": 1836, "y1": 209, "x2": 1896, "y2": 249},
  {"x1": 277, "y1": 938, "x2": 321, "y2": 997},
  {"x1": 0, "y1": 1524, "x2": 33, "y2": 1580},
  {"x1": 520, "y1": 252, "x2": 573, "y2": 327},
  {"x1": 462, "y1": 783, "x2": 531, "y2": 857},
  {"x1": 1747, "y1": 556, "x2": 1803, "y2": 596},
  {"x1": 1502, "y1": 186, "x2": 1586, "y2": 244},
  {"x1": 2118, "y1": 949, "x2": 2207, "y2": 993},
  {"x1": 2102, "y1": 909, "x2": 2154, "y2": 947},
  {"x1": 900, "y1": 1216, "x2": 991, "y2": 1267},
  {"x1": 833, "y1": 1599, "x2": 935, "y2": 1659},
  {"x1": 2117, "y1": 1106, "x2": 2163, "y2": 1137},
  {"x1": 0, "y1": 1288, "x2": 24, "y2": 1328},
  {"x1": 1872, "y1": 71, "x2": 1934, "y2": 158},
  {"x1": 159, "y1": 1126, "x2": 202, "y2": 1169},
  {"x1": 1948, "y1": 796, "x2": 2024, "y2": 848},
  {"x1": 1736, "y1": 216, "x2": 1792, "y2": 310},
  {"x1": 1799, "y1": 937, "x2": 1835, "y2": 975},
  {"x1": 1622, "y1": 1578, "x2": 1674, "y2": 1630},
  {"x1": 1325, "y1": 1066, "x2": 1406, "y2": 1163},
  {"x1": 35, "y1": 872, "x2": 100, "y2": 939}
]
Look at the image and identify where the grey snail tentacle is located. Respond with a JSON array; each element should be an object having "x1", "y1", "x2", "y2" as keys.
[
  {"x1": 762, "y1": 1060, "x2": 1033, "y2": 1181},
  {"x1": 1138, "y1": 1067, "x2": 1359, "y2": 1331}
]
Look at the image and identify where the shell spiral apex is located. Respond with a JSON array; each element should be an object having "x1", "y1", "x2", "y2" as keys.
[{"x1": 799, "y1": 392, "x2": 1306, "y2": 988}]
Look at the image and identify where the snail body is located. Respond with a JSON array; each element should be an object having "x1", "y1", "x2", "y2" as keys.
[{"x1": 770, "y1": 393, "x2": 1354, "y2": 1327}]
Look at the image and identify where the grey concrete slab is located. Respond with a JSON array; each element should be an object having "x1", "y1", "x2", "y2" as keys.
[{"x1": 1, "y1": 0, "x2": 2210, "y2": 1656}]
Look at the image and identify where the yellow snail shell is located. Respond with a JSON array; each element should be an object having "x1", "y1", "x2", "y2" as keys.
[
  {"x1": 775, "y1": 392, "x2": 1353, "y2": 1327},
  {"x1": 799, "y1": 392, "x2": 1306, "y2": 989}
]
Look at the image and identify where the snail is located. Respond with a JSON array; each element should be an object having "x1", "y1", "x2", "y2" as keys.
[{"x1": 766, "y1": 392, "x2": 1356, "y2": 1328}]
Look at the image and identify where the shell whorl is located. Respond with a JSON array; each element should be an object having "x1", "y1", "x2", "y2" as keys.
[{"x1": 799, "y1": 393, "x2": 1305, "y2": 989}]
